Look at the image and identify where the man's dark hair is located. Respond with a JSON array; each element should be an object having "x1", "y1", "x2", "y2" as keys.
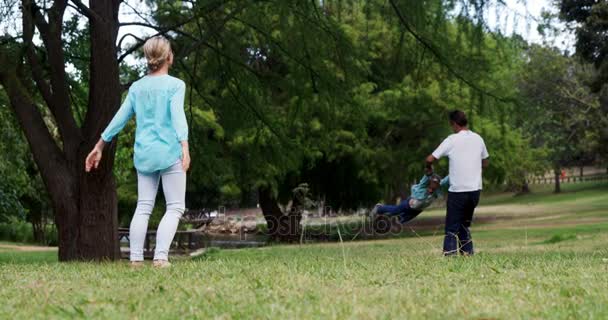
[{"x1": 448, "y1": 110, "x2": 468, "y2": 127}]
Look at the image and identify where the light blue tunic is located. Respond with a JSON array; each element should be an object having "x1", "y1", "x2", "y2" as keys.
[{"x1": 101, "y1": 74, "x2": 188, "y2": 173}]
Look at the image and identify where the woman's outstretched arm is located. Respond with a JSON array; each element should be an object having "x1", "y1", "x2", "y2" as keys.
[
  {"x1": 100, "y1": 91, "x2": 135, "y2": 143},
  {"x1": 85, "y1": 90, "x2": 134, "y2": 172}
]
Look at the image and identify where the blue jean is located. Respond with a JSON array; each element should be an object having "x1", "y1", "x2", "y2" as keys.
[
  {"x1": 443, "y1": 191, "x2": 480, "y2": 256},
  {"x1": 377, "y1": 197, "x2": 422, "y2": 224}
]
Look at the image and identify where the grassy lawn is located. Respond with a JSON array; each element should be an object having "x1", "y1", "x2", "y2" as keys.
[{"x1": 0, "y1": 183, "x2": 607, "y2": 319}]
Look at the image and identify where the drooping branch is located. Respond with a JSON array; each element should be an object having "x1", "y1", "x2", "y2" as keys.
[
  {"x1": 117, "y1": 33, "x2": 142, "y2": 51},
  {"x1": 230, "y1": 16, "x2": 324, "y2": 89},
  {"x1": 214, "y1": 47, "x2": 290, "y2": 146},
  {"x1": 121, "y1": 0, "x2": 154, "y2": 26},
  {"x1": 117, "y1": 19, "x2": 197, "y2": 63},
  {"x1": 388, "y1": 0, "x2": 515, "y2": 105},
  {"x1": 117, "y1": 31, "x2": 165, "y2": 63}
]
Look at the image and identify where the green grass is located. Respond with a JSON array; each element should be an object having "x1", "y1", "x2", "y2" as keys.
[{"x1": 0, "y1": 183, "x2": 607, "y2": 319}]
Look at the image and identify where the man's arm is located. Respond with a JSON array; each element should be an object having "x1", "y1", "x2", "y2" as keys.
[
  {"x1": 425, "y1": 155, "x2": 437, "y2": 174},
  {"x1": 481, "y1": 139, "x2": 489, "y2": 168},
  {"x1": 427, "y1": 137, "x2": 450, "y2": 168}
]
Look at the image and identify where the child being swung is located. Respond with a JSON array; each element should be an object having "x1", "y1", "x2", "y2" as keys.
[{"x1": 372, "y1": 171, "x2": 449, "y2": 224}]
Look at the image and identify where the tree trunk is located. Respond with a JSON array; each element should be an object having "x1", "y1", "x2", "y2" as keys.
[
  {"x1": 31, "y1": 219, "x2": 45, "y2": 245},
  {"x1": 0, "y1": 0, "x2": 123, "y2": 261},
  {"x1": 579, "y1": 166, "x2": 584, "y2": 178},
  {"x1": 1, "y1": 90, "x2": 121, "y2": 259},
  {"x1": 60, "y1": 164, "x2": 119, "y2": 260},
  {"x1": 554, "y1": 168, "x2": 561, "y2": 194},
  {"x1": 518, "y1": 179, "x2": 530, "y2": 195},
  {"x1": 258, "y1": 186, "x2": 301, "y2": 242}
]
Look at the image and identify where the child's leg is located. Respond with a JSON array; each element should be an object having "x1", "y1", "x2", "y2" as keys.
[
  {"x1": 398, "y1": 209, "x2": 422, "y2": 224},
  {"x1": 154, "y1": 161, "x2": 186, "y2": 261},
  {"x1": 130, "y1": 171, "x2": 160, "y2": 262},
  {"x1": 377, "y1": 199, "x2": 411, "y2": 216}
]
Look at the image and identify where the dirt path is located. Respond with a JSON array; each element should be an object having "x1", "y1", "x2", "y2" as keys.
[{"x1": 0, "y1": 244, "x2": 57, "y2": 252}]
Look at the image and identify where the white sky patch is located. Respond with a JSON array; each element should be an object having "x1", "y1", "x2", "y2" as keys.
[{"x1": 485, "y1": 0, "x2": 575, "y2": 52}]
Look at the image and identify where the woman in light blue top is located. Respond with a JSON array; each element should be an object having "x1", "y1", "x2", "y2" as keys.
[{"x1": 85, "y1": 36, "x2": 189, "y2": 268}]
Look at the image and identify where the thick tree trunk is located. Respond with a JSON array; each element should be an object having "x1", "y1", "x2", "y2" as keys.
[
  {"x1": 58, "y1": 167, "x2": 119, "y2": 260},
  {"x1": 0, "y1": 83, "x2": 121, "y2": 259},
  {"x1": 0, "y1": 0, "x2": 123, "y2": 261},
  {"x1": 61, "y1": 0, "x2": 122, "y2": 261},
  {"x1": 258, "y1": 187, "x2": 301, "y2": 242}
]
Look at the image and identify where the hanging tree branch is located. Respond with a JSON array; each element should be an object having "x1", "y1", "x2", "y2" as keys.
[
  {"x1": 117, "y1": 33, "x2": 142, "y2": 51},
  {"x1": 388, "y1": 0, "x2": 515, "y2": 105},
  {"x1": 117, "y1": 19, "x2": 197, "y2": 63}
]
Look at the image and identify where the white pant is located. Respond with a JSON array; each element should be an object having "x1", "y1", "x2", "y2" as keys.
[{"x1": 130, "y1": 160, "x2": 186, "y2": 261}]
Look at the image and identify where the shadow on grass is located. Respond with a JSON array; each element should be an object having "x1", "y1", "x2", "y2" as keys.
[{"x1": 539, "y1": 233, "x2": 578, "y2": 245}]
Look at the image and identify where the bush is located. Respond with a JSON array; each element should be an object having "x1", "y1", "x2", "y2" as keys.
[{"x1": 0, "y1": 218, "x2": 57, "y2": 245}]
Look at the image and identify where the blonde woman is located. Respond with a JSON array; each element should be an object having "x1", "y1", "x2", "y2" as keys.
[{"x1": 85, "y1": 36, "x2": 190, "y2": 268}]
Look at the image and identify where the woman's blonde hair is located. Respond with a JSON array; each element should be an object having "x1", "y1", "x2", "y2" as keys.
[{"x1": 143, "y1": 36, "x2": 172, "y2": 72}]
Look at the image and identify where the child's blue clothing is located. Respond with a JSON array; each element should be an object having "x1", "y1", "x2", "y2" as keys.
[{"x1": 376, "y1": 174, "x2": 449, "y2": 223}]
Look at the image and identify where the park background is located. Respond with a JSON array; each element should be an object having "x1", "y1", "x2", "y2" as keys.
[{"x1": 0, "y1": 0, "x2": 607, "y2": 318}]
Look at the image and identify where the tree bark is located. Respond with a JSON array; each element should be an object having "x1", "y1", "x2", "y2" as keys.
[
  {"x1": 0, "y1": 0, "x2": 123, "y2": 261},
  {"x1": 0, "y1": 64, "x2": 120, "y2": 259}
]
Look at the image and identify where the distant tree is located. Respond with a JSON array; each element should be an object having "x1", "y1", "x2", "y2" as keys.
[
  {"x1": 560, "y1": 0, "x2": 608, "y2": 168},
  {"x1": 518, "y1": 45, "x2": 602, "y2": 193}
]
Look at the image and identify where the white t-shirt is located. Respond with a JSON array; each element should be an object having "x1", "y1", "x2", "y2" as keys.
[{"x1": 432, "y1": 130, "x2": 489, "y2": 192}]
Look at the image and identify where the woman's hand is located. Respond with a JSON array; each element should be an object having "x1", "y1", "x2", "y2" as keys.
[
  {"x1": 85, "y1": 139, "x2": 106, "y2": 172},
  {"x1": 181, "y1": 141, "x2": 190, "y2": 172},
  {"x1": 182, "y1": 151, "x2": 191, "y2": 172}
]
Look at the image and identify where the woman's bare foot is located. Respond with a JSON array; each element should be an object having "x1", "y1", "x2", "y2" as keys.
[
  {"x1": 152, "y1": 260, "x2": 171, "y2": 268},
  {"x1": 130, "y1": 261, "x2": 145, "y2": 268}
]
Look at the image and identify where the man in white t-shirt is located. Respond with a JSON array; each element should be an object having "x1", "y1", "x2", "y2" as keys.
[{"x1": 425, "y1": 110, "x2": 489, "y2": 256}]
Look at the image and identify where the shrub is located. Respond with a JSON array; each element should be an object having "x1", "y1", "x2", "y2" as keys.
[{"x1": 0, "y1": 218, "x2": 57, "y2": 245}]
